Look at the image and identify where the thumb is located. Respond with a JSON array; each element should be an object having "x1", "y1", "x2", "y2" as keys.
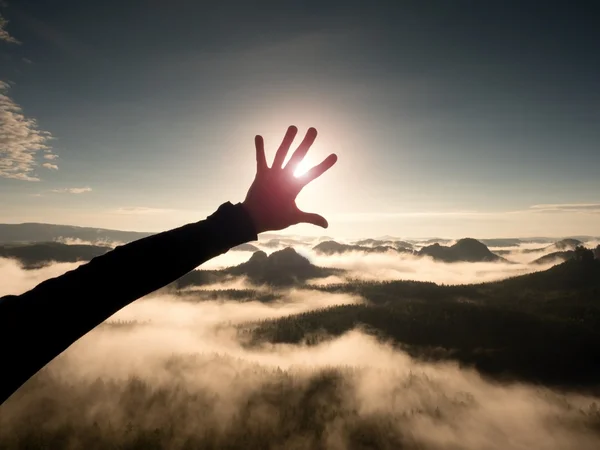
[{"x1": 296, "y1": 210, "x2": 329, "y2": 228}]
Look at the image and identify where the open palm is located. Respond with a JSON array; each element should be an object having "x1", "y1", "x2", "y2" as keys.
[{"x1": 242, "y1": 126, "x2": 338, "y2": 233}]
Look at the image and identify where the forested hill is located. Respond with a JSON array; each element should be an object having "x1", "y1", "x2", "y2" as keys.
[{"x1": 249, "y1": 257, "x2": 600, "y2": 388}]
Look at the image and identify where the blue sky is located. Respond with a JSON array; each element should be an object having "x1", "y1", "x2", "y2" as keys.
[{"x1": 1, "y1": 0, "x2": 599, "y2": 238}]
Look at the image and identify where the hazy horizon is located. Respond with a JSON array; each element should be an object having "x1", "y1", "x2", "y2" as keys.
[{"x1": 1, "y1": 219, "x2": 599, "y2": 241}]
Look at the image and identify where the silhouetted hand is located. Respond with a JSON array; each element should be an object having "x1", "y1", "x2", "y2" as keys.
[{"x1": 242, "y1": 126, "x2": 338, "y2": 234}]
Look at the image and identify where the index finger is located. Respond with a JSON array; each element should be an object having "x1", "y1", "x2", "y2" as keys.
[{"x1": 297, "y1": 153, "x2": 338, "y2": 186}]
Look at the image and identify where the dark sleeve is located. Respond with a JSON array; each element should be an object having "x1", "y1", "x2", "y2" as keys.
[{"x1": 0, "y1": 201, "x2": 257, "y2": 405}]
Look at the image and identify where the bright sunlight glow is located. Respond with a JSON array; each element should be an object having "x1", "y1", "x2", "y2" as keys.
[{"x1": 293, "y1": 159, "x2": 311, "y2": 178}]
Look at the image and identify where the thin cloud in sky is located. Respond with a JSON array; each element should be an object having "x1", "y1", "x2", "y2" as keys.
[
  {"x1": 333, "y1": 204, "x2": 600, "y2": 223},
  {"x1": 51, "y1": 187, "x2": 92, "y2": 194},
  {"x1": 111, "y1": 207, "x2": 175, "y2": 215},
  {"x1": 332, "y1": 211, "x2": 494, "y2": 221},
  {"x1": 529, "y1": 203, "x2": 600, "y2": 214},
  {"x1": 42, "y1": 163, "x2": 58, "y2": 170},
  {"x1": 43, "y1": 153, "x2": 59, "y2": 160}
]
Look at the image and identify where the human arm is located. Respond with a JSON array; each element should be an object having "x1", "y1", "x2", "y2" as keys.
[{"x1": 0, "y1": 126, "x2": 337, "y2": 405}]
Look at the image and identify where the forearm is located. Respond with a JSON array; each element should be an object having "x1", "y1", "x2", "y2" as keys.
[{"x1": 0, "y1": 201, "x2": 257, "y2": 405}]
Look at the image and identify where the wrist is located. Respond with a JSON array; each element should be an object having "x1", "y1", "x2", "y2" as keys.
[{"x1": 241, "y1": 201, "x2": 264, "y2": 234}]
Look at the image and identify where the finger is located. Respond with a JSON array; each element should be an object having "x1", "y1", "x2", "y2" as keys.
[
  {"x1": 296, "y1": 210, "x2": 329, "y2": 228},
  {"x1": 272, "y1": 125, "x2": 298, "y2": 169},
  {"x1": 255, "y1": 135, "x2": 267, "y2": 172},
  {"x1": 298, "y1": 153, "x2": 338, "y2": 186},
  {"x1": 284, "y1": 127, "x2": 317, "y2": 173}
]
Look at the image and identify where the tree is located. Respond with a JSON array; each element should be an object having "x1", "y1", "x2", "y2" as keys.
[{"x1": 574, "y1": 246, "x2": 594, "y2": 262}]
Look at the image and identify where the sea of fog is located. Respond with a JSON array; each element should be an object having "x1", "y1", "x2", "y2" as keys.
[{"x1": 1, "y1": 236, "x2": 599, "y2": 449}]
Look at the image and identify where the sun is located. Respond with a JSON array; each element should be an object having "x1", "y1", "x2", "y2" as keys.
[{"x1": 293, "y1": 159, "x2": 311, "y2": 178}]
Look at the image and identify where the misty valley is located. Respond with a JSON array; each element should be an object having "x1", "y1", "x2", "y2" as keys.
[
  {"x1": 2, "y1": 0, "x2": 600, "y2": 448},
  {"x1": 1, "y1": 225, "x2": 600, "y2": 449}
]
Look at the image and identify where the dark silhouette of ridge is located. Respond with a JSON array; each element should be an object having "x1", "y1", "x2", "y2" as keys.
[
  {"x1": 493, "y1": 252, "x2": 600, "y2": 291},
  {"x1": 0, "y1": 223, "x2": 151, "y2": 245},
  {"x1": 531, "y1": 251, "x2": 574, "y2": 265},
  {"x1": 314, "y1": 238, "x2": 505, "y2": 262},
  {"x1": 227, "y1": 247, "x2": 341, "y2": 285},
  {"x1": 0, "y1": 242, "x2": 111, "y2": 269},
  {"x1": 420, "y1": 238, "x2": 453, "y2": 245},
  {"x1": 553, "y1": 238, "x2": 583, "y2": 250},
  {"x1": 523, "y1": 238, "x2": 584, "y2": 254},
  {"x1": 418, "y1": 238, "x2": 505, "y2": 262},
  {"x1": 178, "y1": 247, "x2": 343, "y2": 288}
]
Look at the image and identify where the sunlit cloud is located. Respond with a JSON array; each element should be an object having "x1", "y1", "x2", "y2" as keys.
[
  {"x1": 0, "y1": 81, "x2": 53, "y2": 181},
  {"x1": 42, "y1": 162, "x2": 58, "y2": 170},
  {"x1": 43, "y1": 153, "x2": 59, "y2": 160},
  {"x1": 51, "y1": 187, "x2": 92, "y2": 194}
]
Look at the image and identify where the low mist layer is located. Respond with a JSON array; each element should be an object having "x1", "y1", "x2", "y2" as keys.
[
  {"x1": 0, "y1": 258, "x2": 79, "y2": 296},
  {"x1": 201, "y1": 243, "x2": 561, "y2": 286},
  {"x1": 1, "y1": 261, "x2": 600, "y2": 449},
  {"x1": 305, "y1": 251, "x2": 556, "y2": 285}
]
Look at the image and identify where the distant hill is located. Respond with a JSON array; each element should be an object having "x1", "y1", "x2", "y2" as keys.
[
  {"x1": 178, "y1": 247, "x2": 343, "y2": 287},
  {"x1": 479, "y1": 238, "x2": 523, "y2": 247},
  {"x1": 313, "y1": 240, "x2": 412, "y2": 256},
  {"x1": 419, "y1": 238, "x2": 453, "y2": 245},
  {"x1": 552, "y1": 238, "x2": 583, "y2": 250},
  {"x1": 479, "y1": 237, "x2": 594, "y2": 248},
  {"x1": 353, "y1": 239, "x2": 413, "y2": 249},
  {"x1": 314, "y1": 238, "x2": 506, "y2": 262},
  {"x1": 531, "y1": 251, "x2": 574, "y2": 265},
  {"x1": 260, "y1": 238, "x2": 308, "y2": 248},
  {"x1": 231, "y1": 243, "x2": 260, "y2": 252},
  {"x1": 418, "y1": 238, "x2": 504, "y2": 262},
  {"x1": 0, "y1": 223, "x2": 151, "y2": 245},
  {"x1": 521, "y1": 238, "x2": 583, "y2": 255},
  {"x1": 0, "y1": 242, "x2": 111, "y2": 269},
  {"x1": 227, "y1": 248, "x2": 338, "y2": 285},
  {"x1": 354, "y1": 238, "x2": 391, "y2": 246},
  {"x1": 251, "y1": 258, "x2": 600, "y2": 387},
  {"x1": 492, "y1": 252, "x2": 600, "y2": 291},
  {"x1": 521, "y1": 247, "x2": 550, "y2": 254}
]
